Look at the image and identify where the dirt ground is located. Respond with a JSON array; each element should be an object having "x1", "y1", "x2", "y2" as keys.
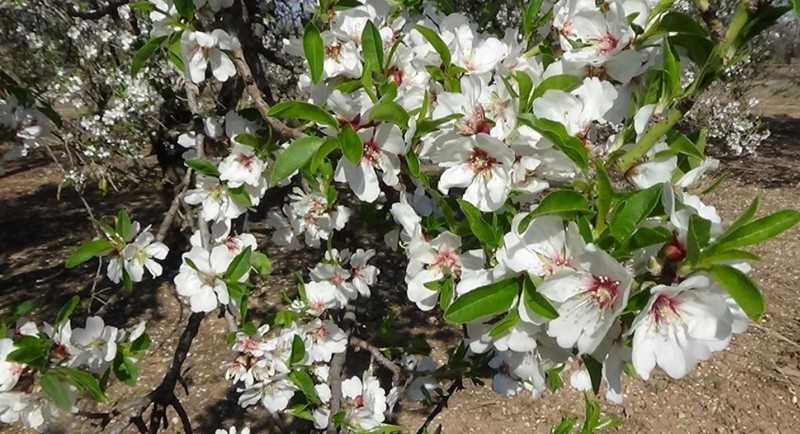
[{"x1": 1, "y1": 68, "x2": 799, "y2": 433}]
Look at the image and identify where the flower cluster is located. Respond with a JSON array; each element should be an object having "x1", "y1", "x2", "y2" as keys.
[{"x1": 0, "y1": 315, "x2": 149, "y2": 430}]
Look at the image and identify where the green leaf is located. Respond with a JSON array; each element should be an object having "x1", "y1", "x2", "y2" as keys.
[
  {"x1": 518, "y1": 190, "x2": 590, "y2": 233},
  {"x1": 546, "y1": 366, "x2": 565, "y2": 393},
  {"x1": 338, "y1": 124, "x2": 363, "y2": 164},
  {"x1": 290, "y1": 335, "x2": 306, "y2": 366},
  {"x1": 251, "y1": 251, "x2": 273, "y2": 275},
  {"x1": 514, "y1": 71, "x2": 534, "y2": 111},
  {"x1": 580, "y1": 394, "x2": 602, "y2": 434},
  {"x1": 712, "y1": 209, "x2": 800, "y2": 253},
  {"x1": 303, "y1": 22, "x2": 324, "y2": 84},
  {"x1": 523, "y1": 0, "x2": 545, "y2": 37},
  {"x1": 131, "y1": 36, "x2": 166, "y2": 76},
  {"x1": 234, "y1": 133, "x2": 259, "y2": 148},
  {"x1": 444, "y1": 277, "x2": 520, "y2": 323},
  {"x1": 310, "y1": 138, "x2": 340, "y2": 173},
  {"x1": 130, "y1": 333, "x2": 152, "y2": 354},
  {"x1": 227, "y1": 186, "x2": 252, "y2": 208},
  {"x1": 13, "y1": 299, "x2": 40, "y2": 318},
  {"x1": 489, "y1": 309, "x2": 520, "y2": 337},
  {"x1": 413, "y1": 25, "x2": 451, "y2": 67},
  {"x1": 53, "y1": 367, "x2": 108, "y2": 403},
  {"x1": 594, "y1": 161, "x2": 615, "y2": 229},
  {"x1": 225, "y1": 247, "x2": 252, "y2": 282},
  {"x1": 552, "y1": 416, "x2": 579, "y2": 434},
  {"x1": 268, "y1": 101, "x2": 338, "y2": 127},
  {"x1": 582, "y1": 356, "x2": 603, "y2": 395},
  {"x1": 699, "y1": 249, "x2": 761, "y2": 264},
  {"x1": 609, "y1": 184, "x2": 662, "y2": 241},
  {"x1": 173, "y1": 0, "x2": 194, "y2": 18},
  {"x1": 115, "y1": 210, "x2": 133, "y2": 240},
  {"x1": 792, "y1": 0, "x2": 800, "y2": 19},
  {"x1": 531, "y1": 74, "x2": 582, "y2": 101},
  {"x1": 113, "y1": 354, "x2": 139, "y2": 386},
  {"x1": 367, "y1": 101, "x2": 409, "y2": 128},
  {"x1": 40, "y1": 372, "x2": 73, "y2": 411},
  {"x1": 361, "y1": 20, "x2": 384, "y2": 73},
  {"x1": 523, "y1": 274, "x2": 559, "y2": 320},
  {"x1": 458, "y1": 199, "x2": 500, "y2": 248},
  {"x1": 707, "y1": 265, "x2": 764, "y2": 322},
  {"x1": 667, "y1": 131, "x2": 703, "y2": 159},
  {"x1": 65, "y1": 239, "x2": 113, "y2": 269},
  {"x1": 628, "y1": 226, "x2": 673, "y2": 250},
  {"x1": 662, "y1": 38, "x2": 681, "y2": 99},
  {"x1": 56, "y1": 296, "x2": 80, "y2": 325},
  {"x1": 726, "y1": 195, "x2": 760, "y2": 234},
  {"x1": 289, "y1": 370, "x2": 321, "y2": 404},
  {"x1": 406, "y1": 150, "x2": 421, "y2": 177},
  {"x1": 652, "y1": 11, "x2": 708, "y2": 36},
  {"x1": 685, "y1": 214, "x2": 711, "y2": 264},
  {"x1": 185, "y1": 159, "x2": 221, "y2": 177},
  {"x1": 520, "y1": 115, "x2": 589, "y2": 170},
  {"x1": 7, "y1": 336, "x2": 51, "y2": 369},
  {"x1": 271, "y1": 136, "x2": 325, "y2": 185}
]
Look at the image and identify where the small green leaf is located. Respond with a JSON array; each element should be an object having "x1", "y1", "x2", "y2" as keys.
[
  {"x1": 699, "y1": 249, "x2": 761, "y2": 264},
  {"x1": 594, "y1": 161, "x2": 615, "y2": 229},
  {"x1": 366, "y1": 101, "x2": 409, "y2": 127},
  {"x1": 185, "y1": 159, "x2": 221, "y2": 177},
  {"x1": 290, "y1": 335, "x2": 306, "y2": 366},
  {"x1": 65, "y1": 239, "x2": 113, "y2": 269},
  {"x1": 582, "y1": 355, "x2": 603, "y2": 395},
  {"x1": 227, "y1": 186, "x2": 253, "y2": 208},
  {"x1": 520, "y1": 115, "x2": 589, "y2": 170},
  {"x1": 268, "y1": 101, "x2": 338, "y2": 127},
  {"x1": 610, "y1": 184, "x2": 662, "y2": 241},
  {"x1": 489, "y1": 309, "x2": 520, "y2": 337},
  {"x1": 707, "y1": 265, "x2": 764, "y2": 322},
  {"x1": 115, "y1": 210, "x2": 133, "y2": 240},
  {"x1": 173, "y1": 0, "x2": 194, "y2": 18},
  {"x1": 225, "y1": 247, "x2": 252, "y2": 282},
  {"x1": 288, "y1": 370, "x2": 321, "y2": 404},
  {"x1": 458, "y1": 199, "x2": 500, "y2": 248},
  {"x1": 13, "y1": 299, "x2": 40, "y2": 318},
  {"x1": 56, "y1": 296, "x2": 80, "y2": 325},
  {"x1": 53, "y1": 367, "x2": 108, "y2": 403},
  {"x1": 531, "y1": 74, "x2": 582, "y2": 101},
  {"x1": 518, "y1": 190, "x2": 590, "y2": 233},
  {"x1": 251, "y1": 252, "x2": 273, "y2": 275},
  {"x1": 338, "y1": 124, "x2": 363, "y2": 164},
  {"x1": 304, "y1": 22, "x2": 324, "y2": 84},
  {"x1": 361, "y1": 20, "x2": 384, "y2": 73},
  {"x1": 444, "y1": 277, "x2": 520, "y2": 323},
  {"x1": 234, "y1": 133, "x2": 259, "y2": 148},
  {"x1": 40, "y1": 373, "x2": 73, "y2": 411},
  {"x1": 7, "y1": 336, "x2": 51, "y2": 369},
  {"x1": 552, "y1": 416, "x2": 579, "y2": 434},
  {"x1": 523, "y1": 274, "x2": 559, "y2": 320},
  {"x1": 413, "y1": 25, "x2": 451, "y2": 67},
  {"x1": 685, "y1": 214, "x2": 711, "y2": 264},
  {"x1": 271, "y1": 136, "x2": 326, "y2": 185},
  {"x1": 131, "y1": 36, "x2": 167, "y2": 76},
  {"x1": 712, "y1": 209, "x2": 800, "y2": 253}
]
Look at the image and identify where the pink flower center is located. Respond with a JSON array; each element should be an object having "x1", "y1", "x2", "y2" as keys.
[
  {"x1": 311, "y1": 326, "x2": 329, "y2": 341},
  {"x1": 354, "y1": 394, "x2": 365, "y2": 408},
  {"x1": 544, "y1": 253, "x2": 572, "y2": 275},
  {"x1": 587, "y1": 275, "x2": 620, "y2": 309},
  {"x1": 325, "y1": 42, "x2": 343, "y2": 60},
  {"x1": 650, "y1": 294, "x2": 680, "y2": 325},
  {"x1": 458, "y1": 105, "x2": 491, "y2": 136},
  {"x1": 432, "y1": 248, "x2": 461, "y2": 274},
  {"x1": 235, "y1": 153, "x2": 253, "y2": 169},
  {"x1": 467, "y1": 148, "x2": 497, "y2": 177},
  {"x1": 597, "y1": 33, "x2": 619, "y2": 55},
  {"x1": 363, "y1": 138, "x2": 381, "y2": 164}
]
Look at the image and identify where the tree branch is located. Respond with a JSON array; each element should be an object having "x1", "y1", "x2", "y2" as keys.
[
  {"x1": 415, "y1": 378, "x2": 463, "y2": 434},
  {"x1": 230, "y1": 46, "x2": 303, "y2": 140},
  {"x1": 349, "y1": 336, "x2": 401, "y2": 384}
]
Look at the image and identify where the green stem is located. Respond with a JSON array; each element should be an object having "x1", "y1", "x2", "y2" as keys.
[{"x1": 617, "y1": 108, "x2": 683, "y2": 173}]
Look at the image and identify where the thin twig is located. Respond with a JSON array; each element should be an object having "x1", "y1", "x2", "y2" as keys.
[
  {"x1": 155, "y1": 167, "x2": 193, "y2": 243},
  {"x1": 415, "y1": 378, "x2": 463, "y2": 434},
  {"x1": 230, "y1": 46, "x2": 303, "y2": 140},
  {"x1": 350, "y1": 336, "x2": 401, "y2": 383},
  {"x1": 328, "y1": 305, "x2": 356, "y2": 434}
]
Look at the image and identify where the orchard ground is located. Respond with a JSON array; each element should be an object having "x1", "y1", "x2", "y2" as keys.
[{"x1": 1, "y1": 64, "x2": 799, "y2": 434}]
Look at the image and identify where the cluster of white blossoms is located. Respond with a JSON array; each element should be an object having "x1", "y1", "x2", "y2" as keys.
[
  {"x1": 223, "y1": 318, "x2": 393, "y2": 431},
  {"x1": 2, "y1": 0, "x2": 790, "y2": 431},
  {"x1": 0, "y1": 95, "x2": 51, "y2": 174},
  {"x1": 0, "y1": 317, "x2": 147, "y2": 430}
]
